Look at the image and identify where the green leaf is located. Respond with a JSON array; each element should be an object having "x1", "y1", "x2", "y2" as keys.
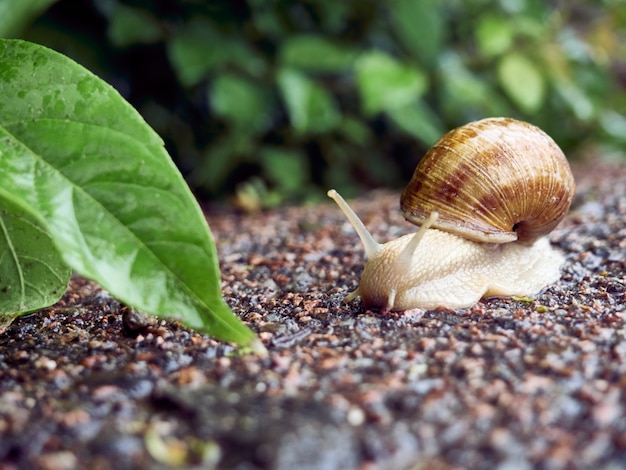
[
  {"x1": 107, "y1": 5, "x2": 162, "y2": 47},
  {"x1": 390, "y1": 0, "x2": 444, "y2": 66},
  {"x1": 338, "y1": 117, "x2": 371, "y2": 146},
  {"x1": 191, "y1": 134, "x2": 253, "y2": 192},
  {"x1": 355, "y1": 51, "x2": 428, "y2": 116},
  {"x1": 600, "y1": 110, "x2": 626, "y2": 141},
  {"x1": 555, "y1": 80, "x2": 594, "y2": 121},
  {"x1": 497, "y1": 52, "x2": 545, "y2": 113},
  {"x1": 0, "y1": 0, "x2": 57, "y2": 37},
  {"x1": 167, "y1": 19, "x2": 265, "y2": 87},
  {"x1": 0, "y1": 39, "x2": 259, "y2": 349},
  {"x1": 277, "y1": 68, "x2": 341, "y2": 134},
  {"x1": 167, "y1": 19, "x2": 225, "y2": 86},
  {"x1": 211, "y1": 73, "x2": 271, "y2": 132},
  {"x1": 387, "y1": 101, "x2": 444, "y2": 146},
  {"x1": 438, "y1": 52, "x2": 509, "y2": 117},
  {"x1": 475, "y1": 14, "x2": 513, "y2": 58},
  {"x1": 260, "y1": 147, "x2": 308, "y2": 192},
  {"x1": 0, "y1": 196, "x2": 70, "y2": 316},
  {"x1": 280, "y1": 35, "x2": 357, "y2": 72}
]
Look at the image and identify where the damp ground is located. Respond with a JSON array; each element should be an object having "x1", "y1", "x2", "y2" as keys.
[{"x1": 1, "y1": 159, "x2": 625, "y2": 469}]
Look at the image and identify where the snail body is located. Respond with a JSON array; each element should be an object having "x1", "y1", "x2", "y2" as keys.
[{"x1": 328, "y1": 117, "x2": 575, "y2": 311}]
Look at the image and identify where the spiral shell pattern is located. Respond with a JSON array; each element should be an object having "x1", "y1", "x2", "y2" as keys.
[{"x1": 400, "y1": 117, "x2": 575, "y2": 243}]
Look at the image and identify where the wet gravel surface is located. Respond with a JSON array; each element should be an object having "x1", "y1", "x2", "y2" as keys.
[{"x1": 1, "y1": 160, "x2": 625, "y2": 470}]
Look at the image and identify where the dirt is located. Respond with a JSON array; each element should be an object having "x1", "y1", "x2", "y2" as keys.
[{"x1": 1, "y1": 159, "x2": 625, "y2": 470}]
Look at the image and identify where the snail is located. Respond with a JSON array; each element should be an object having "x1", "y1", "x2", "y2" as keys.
[{"x1": 327, "y1": 117, "x2": 575, "y2": 311}]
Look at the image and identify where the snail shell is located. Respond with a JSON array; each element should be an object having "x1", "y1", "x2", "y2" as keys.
[{"x1": 400, "y1": 117, "x2": 575, "y2": 244}]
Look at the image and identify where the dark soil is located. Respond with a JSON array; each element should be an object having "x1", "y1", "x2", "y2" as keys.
[{"x1": 1, "y1": 160, "x2": 625, "y2": 470}]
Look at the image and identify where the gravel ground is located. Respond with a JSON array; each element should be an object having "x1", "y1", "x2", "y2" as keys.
[{"x1": 0, "y1": 160, "x2": 625, "y2": 470}]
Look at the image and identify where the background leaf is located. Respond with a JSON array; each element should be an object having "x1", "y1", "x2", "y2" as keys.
[
  {"x1": 280, "y1": 35, "x2": 357, "y2": 72},
  {"x1": 278, "y1": 68, "x2": 341, "y2": 134},
  {"x1": 475, "y1": 14, "x2": 514, "y2": 58},
  {"x1": 0, "y1": 0, "x2": 58, "y2": 37},
  {"x1": 387, "y1": 102, "x2": 444, "y2": 146},
  {"x1": 15, "y1": 1, "x2": 626, "y2": 206},
  {"x1": 260, "y1": 147, "x2": 308, "y2": 192},
  {"x1": 167, "y1": 18, "x2": 264, "y2": 87},
  {"x1": 497, "y1": 52, "x2": 545, "y2": 113},
  {"x1": 391, "y1": 0, "x2": 444, "y2": 67},
  {"x1": 0, "y1": 196, "x2": 70, "y2": 316},
  {"x1": 355, "y1": 51, "x2": 428, "y2": 115},
  {"x1": 0, "y1": 39, "x2": 257, "y2": 348},
  {"x1": 107, "y1": 4, "x2": 162, "y2": 47},
  {"x1": 211, "y1": 73, "x2": 272, "y2": 132}
]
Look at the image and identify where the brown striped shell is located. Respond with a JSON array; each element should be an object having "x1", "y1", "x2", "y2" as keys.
[{"x1": 400, "y1": 117, "x2": 575, "y2": 244}]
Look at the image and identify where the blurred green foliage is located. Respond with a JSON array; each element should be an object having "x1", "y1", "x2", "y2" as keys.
[{"x1": 5, "y1": 0, "x2": 626, "y2": 207}]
